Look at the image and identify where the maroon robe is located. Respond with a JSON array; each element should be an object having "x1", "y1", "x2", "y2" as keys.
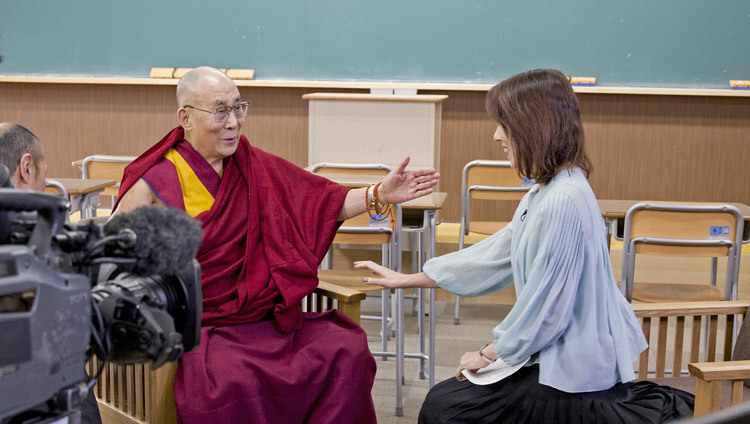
[{"x1": 115, "y1": 127, "x2": 377, "y2": 423}]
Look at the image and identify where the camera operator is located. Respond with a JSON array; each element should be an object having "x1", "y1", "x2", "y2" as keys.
[
  {"x1": 0, "y1": 122, "x2": 103, "y2": 424},
  {"x1": 0, "y1": 123, "x2": 48, "y2": 192}
]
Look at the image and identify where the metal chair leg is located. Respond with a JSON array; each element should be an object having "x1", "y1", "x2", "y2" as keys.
[{"x1": 454, "y1": 295, "x2": 461, "y2": 325}]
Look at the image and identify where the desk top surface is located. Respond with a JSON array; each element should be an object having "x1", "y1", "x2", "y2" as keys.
[
  {"x1": 48, "y1": 178, "x2": 116, "y2": 195},
  {"x1": 598, "y1": 200, "x2": 750, "y2": 219},
  {"x1": 401, "y1": 192, "x2": 447, "y2": 210}
]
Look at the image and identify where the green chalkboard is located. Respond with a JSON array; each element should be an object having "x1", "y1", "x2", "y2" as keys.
[{"x1": 1, "y1": 0, "x2": 748, "y2": 88}]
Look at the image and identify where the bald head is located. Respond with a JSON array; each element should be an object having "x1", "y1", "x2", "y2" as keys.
[
  {"x1": 174, "y1": 67, "x2": 245, "y2": 170},
  {"x1": 176, "y1": 67, "x2": 236, "y2": 109}
]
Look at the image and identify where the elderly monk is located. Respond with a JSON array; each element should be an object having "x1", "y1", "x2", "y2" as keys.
[{"x1": 111, "y1": 66, "x2": 439, "y2": 423}]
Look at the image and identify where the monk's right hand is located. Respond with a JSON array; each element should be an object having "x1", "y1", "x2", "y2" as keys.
[{"x1": 354, "y1": 260, "x2": 407, "y2": 288}]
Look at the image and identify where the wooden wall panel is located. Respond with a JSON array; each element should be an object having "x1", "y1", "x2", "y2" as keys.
[
  {"x1": 1, "y1": 82, "x2": 748, "y2": 224},
  {"x1": 580, "y1": 94, "x2": 750, "y2": 207},
  {"x1": 0, "y1": 83, "x2": 177, "y2": 179}
]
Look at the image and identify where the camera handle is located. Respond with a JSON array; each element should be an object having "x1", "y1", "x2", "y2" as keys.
[{"x1": 0, "y1": 188, "x2": 69, "y2": 254}]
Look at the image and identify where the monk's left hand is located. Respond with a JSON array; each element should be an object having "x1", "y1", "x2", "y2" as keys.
[
  {"x1": 379, "y1": 157, "x2": 439, "y2": 204},
  {"x1": 454, "y1": 350, "x2": 488, "y2": 381}
]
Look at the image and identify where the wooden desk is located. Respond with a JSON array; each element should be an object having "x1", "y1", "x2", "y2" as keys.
[
  {"x1": 598, "y1": 200, "x2": 750, "y2": 243},
  {"x1": 47, "y1": 178, "x2": 116, "y2": 219}
]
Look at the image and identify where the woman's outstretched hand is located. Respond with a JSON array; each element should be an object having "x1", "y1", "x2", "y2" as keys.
[
  {"x1": 353, "y1": 261, "x2": 407, "y2": 288},
  {"x1": 353, "y1": 262, "x2": 440, "y2": 289},
  {"x1": 378, "y1": 157, "x2": 439, "y2": 204}
]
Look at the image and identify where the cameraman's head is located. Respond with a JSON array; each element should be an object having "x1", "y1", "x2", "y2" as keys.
[{"x1": 0, "y1": 123, "x2": 48, "y2": 191}]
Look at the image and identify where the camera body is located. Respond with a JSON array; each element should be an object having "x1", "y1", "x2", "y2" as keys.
[
  {"x1": 0, "y1": 243, "x2": 90, "y2": 423},
  {"x1": 0, "y1": 188, "x2": 202, "y2": 423}
]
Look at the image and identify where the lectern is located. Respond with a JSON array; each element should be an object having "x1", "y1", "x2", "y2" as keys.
[{"x1": 303, "y1": 93, "x2": 448, "y2": 170}]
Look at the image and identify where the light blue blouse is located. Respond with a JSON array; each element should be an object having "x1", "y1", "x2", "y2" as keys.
[{"x1": 423, "y1": 168, "x2": 647, "y2": 393}]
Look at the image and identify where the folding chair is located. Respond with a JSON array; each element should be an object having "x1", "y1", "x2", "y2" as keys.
[{"x1": 454, "y1": 160, "x2": 530, "y2": 324}]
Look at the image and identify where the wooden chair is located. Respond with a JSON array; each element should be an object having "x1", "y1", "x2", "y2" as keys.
[
  {"x1": 633, "y1": 301, "x2": 750, "y2": 417},
  {"x1": 453, "y1": 160, "x2": 530, "y2": 324},
  {"x1": 77, "y1": 155, "x2": 135, "y2": 217},
  {"x1": 317, "y1": 209, "x2": 400, "y2": 347},
  {"x1": 621, "y1": 203, "x2": 744, "y2": 303},
  {"x1": 311, "y1": 162, "x2": 421, "y2": 416},
  {"x1": 311, "y1": 162, "x2": 396, "y2": 344},
  {"x1": 90, "y1": 282, "x2": 366, "y2": 424}
]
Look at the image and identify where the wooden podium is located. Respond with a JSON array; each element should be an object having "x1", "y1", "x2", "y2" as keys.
[{"x1": 303, "y1": 92, "x2": 448, "y2": 170}]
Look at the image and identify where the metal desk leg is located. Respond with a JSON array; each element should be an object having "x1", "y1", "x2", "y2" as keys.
[
  {"x1": 418, "y1": 224, "x2": 427, "y2": 379},
  {"x1": 428, "y1": 210, "x2": 436, "y2": 388},
  {"x1": 80, "y1": 193, "x2": 101, "y2": 219},
  {"x1": 411, "y1": 232, "x2": 421, "y2": 316},
  {"x1": 68, "y1": 194, "x2": 83, "y2": 220},
  {"x1": 395, "y1": 287, "x2": 404, "y2": 417}
]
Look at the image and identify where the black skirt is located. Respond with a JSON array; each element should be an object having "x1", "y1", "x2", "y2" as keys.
[{"x1": 418, "y1": 365, "x2": 694, "y2": 424}]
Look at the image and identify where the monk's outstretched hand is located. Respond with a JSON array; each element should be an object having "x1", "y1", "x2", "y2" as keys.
[{"x1": 379, "y1": 157, "x2": 439, "y2": 204}]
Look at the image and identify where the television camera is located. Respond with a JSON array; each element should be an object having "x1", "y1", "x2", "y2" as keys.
[{"x1": 0, "y1": 166, "x2": 203, "y2": 424}]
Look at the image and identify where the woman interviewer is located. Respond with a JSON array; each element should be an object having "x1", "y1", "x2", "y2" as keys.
[{"x1": 355, "y1": 69, "x2": 694, "y2": 423}]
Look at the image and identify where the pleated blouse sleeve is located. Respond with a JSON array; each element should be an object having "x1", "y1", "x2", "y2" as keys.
[
  {"x1": 422, "y1": 222, "x2": 514, "y2": 297},
  {"x1": 492, "y1": 191, "x2": 586, "y2": 365}
]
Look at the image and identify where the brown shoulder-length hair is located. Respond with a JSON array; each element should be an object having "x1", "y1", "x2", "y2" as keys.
[{"x1": 486, "y1": 69, "x2": 592, "y2": 185}]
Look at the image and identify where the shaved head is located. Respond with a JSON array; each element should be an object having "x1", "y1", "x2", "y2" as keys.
[
  {"x1": 176, "y1": 67, "x2": 235, "y2": 108},
  {"x1": 175, "y1": 66, "x2": 245, "y2": 170}
]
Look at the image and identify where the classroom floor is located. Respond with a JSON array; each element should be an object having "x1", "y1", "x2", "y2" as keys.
[{"x1": 363, "y1": 244, "x2": 750, "y2": 423}]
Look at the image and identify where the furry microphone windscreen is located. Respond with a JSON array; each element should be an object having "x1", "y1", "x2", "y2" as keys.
[{"x1": 103, "y1": 206, "x2": 203, "y2": 276}]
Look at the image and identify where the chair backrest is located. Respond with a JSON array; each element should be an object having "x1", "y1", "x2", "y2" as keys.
[
  {"x1": 334, "y1": 210, "x2": 398, "y2": 245},
  {"x1": 311, "y1": 163, "x2": 401, "y2": 271},
  {"x1": 621, "y1": 202, "x2": 744, "y2": 301},
  {"x1": 632, "y1": 301, "x2": 749, "y2": 379},
  {"x1": 44, "y1": 179, "x2": 68, "y2": 198},
  {"x1": 44, "y1": 180, "x2": 71, "y2": 220},
  {"x1": 310, "y1": 162, "x2": 391, "y2": 176},
  {"x1": 460, "y1": 160, "x2": 530, "y2": 245},
  {"x1": 81, "y1": 155, "x2": 135, "y2": 198}
]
